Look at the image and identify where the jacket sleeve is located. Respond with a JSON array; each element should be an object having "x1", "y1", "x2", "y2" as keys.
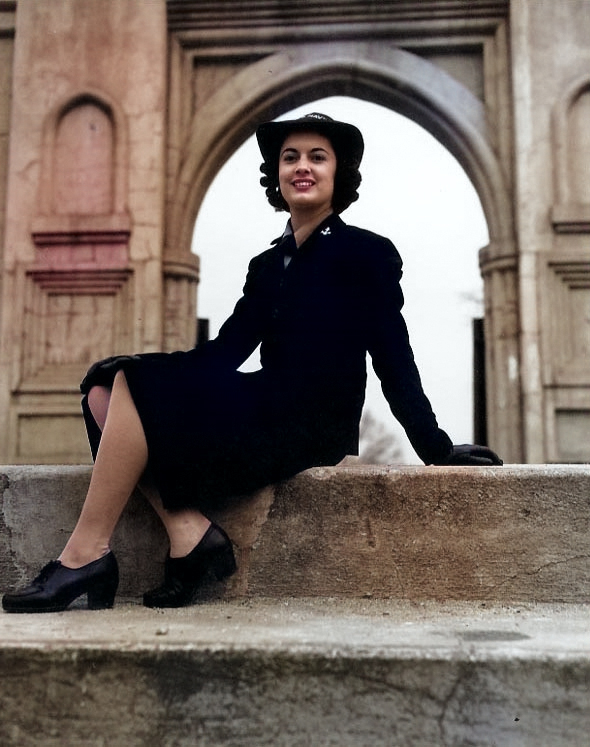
[
  {"x1": 364, "y1": 240, "x2": 452, "y2": 464},
  {"x1": 80, "y1": 251, "x2": 273, "y2": 395},
  {"x1": 186, "y1": 250, "x2": 272, "y2": 370}
]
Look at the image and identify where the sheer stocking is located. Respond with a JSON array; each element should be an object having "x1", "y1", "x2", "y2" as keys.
[
  {"x1": 59, "y1": 371, "x2": 148, "y2": 568},
  {"x1": 60, "y1": 374, "x2": 210, "y2": 568}
]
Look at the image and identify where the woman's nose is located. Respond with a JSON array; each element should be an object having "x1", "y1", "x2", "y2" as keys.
[{"x1": 295, "y1": 159, "x2": 310, "y2": 172}]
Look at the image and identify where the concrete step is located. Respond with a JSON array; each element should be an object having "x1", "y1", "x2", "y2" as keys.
[
  {"x1": 2, "y1": 467, "x2": 589, "y2": 746},
  {"x1": 1, "y1": 463, "x2": 590, "y2": 603},
  {"x1": 1, "y1": 598, "x2": 589, "y2": 747}
]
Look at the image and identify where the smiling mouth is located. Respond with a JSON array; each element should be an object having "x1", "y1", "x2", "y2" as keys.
[{"x1": 292, "y1": 180, "x2": 315, "y2": 188}]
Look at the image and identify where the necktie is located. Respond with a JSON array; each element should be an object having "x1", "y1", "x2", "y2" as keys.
[{"x1": 280, "y1": 232, "x2": 297, "y2": 268}]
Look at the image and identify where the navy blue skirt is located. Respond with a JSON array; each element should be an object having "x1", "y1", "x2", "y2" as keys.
[{"x1": 82, "y1": 352, "x2": 345, "y2": 512}]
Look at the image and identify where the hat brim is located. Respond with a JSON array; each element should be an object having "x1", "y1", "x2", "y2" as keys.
[{"x1": 256, "y1": 117, "x2": 364, "y2": 168}]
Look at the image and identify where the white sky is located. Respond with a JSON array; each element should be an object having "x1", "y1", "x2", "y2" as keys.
[{"x1": 192, "y1": 96, "x2": 488, "y2": 463}]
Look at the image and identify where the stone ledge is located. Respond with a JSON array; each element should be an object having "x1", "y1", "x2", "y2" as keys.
[
  {"x1": 1, "y1": 599, "x2": 589, "y2": 747},
  {"x1": 1, "y1": 464, "x2": 589, "y2": 602}
]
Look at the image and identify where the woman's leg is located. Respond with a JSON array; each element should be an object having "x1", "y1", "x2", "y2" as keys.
[
  {"x1": 78, "y1": 377, "x2": 211, "y2": 563},
  {"x1": 59, "y1": 371, "x2": 148, "y2": 568},
  {"x1": 137, "y1": 479, "x2": 211, "y2": 558}
]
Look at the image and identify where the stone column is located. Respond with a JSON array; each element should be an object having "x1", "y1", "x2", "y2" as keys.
[
  {"x1": 479, "y1": 245, "x2": 523, "y2": 462},
  {"x1": 510, "y1": 0, "x2": 590, "y2": 463},
  {"x1": 0, "y1": 0, "x2": 167, "y2": 463}
]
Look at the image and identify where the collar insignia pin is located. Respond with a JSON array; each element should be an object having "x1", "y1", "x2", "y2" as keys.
[{"x1": 321, "y1": 227, "x2": 331, "y2": 236}]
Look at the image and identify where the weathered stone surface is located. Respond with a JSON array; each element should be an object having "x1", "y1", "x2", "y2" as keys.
[
  {"x1": 0, "y1": 0, "x2": 168, "y2": 464},
  {"x1": 2, "y1": 466, "x2": 589, "y2": 745},
  {"x1": 0, "y1": 599, "x2": 589, "y2": 747},
  {"x1": 2, "y1": 464, "x2": 590, "y2": 603},
  {"x1": 0, "y1": 465, "x2": 167, "y2": 597},
  {"x1": 244, "y1": 463, "x2": 590, "y2": 602}
]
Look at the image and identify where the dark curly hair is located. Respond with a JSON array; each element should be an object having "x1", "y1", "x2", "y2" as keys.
[{"x1": 259, "y1": 135, "x2": 362, "y2": 214}]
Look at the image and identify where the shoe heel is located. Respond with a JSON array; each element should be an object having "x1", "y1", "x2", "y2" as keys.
[
  {"x1": 87, "y1": 575, "x2": 118, "y2": 610},
  {"x1": 212, "y1": 545, "x2": 237, "y2": 581}
]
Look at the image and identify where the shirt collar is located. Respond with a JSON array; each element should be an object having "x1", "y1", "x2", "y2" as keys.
[
  {"x1": 281, "y1": 220, "x2": 294, "y2": 240},
  {"x1": 271, "y1": 212, "x2": 343, "y2": 254}
]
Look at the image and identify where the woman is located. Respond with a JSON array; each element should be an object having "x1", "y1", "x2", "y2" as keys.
[{"x1": 2, "y1": 113, "x2": 501, "y2": 614}]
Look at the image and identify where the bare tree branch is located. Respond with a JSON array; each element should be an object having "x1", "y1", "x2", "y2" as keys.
[{"x1": 359, "y1": 410, "x2": 403, "y2": 464}]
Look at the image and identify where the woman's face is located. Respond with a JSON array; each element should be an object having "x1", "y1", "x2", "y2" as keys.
[{"x1": 278, "y1": 131, "x2": 337, "y2": 215}]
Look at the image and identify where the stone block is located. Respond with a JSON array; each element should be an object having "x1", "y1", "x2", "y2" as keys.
[
  {"x1": 1, "y1": 600, "x2": 589, "y2": 747},
  {"x1": 0, "y1": 466, "x2": 167, "y2": 597},
  {"x1": 1, "y1": 463, "x2": 590, "y2": 604},
  {"x1": 239, "y1": 464, "x2": 590, "y2": 603}
]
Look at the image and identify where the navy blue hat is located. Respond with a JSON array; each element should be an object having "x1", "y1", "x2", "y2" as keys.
[{"x1": 256, "y1": 112, "x2": 364, "y2": 168}]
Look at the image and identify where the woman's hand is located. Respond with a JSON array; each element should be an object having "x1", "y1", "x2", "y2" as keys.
[
  {"x1": 80, "y1": 355, "x2": 140, "y2": 394},
  {"x1": 434, "y1": 444, "x2": 503, "y2": 466}
]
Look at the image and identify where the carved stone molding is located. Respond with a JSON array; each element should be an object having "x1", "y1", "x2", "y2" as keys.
[
  {"x1": 551, "y1": 204, "x2": 590, "y2": 234},
  {"x1": 31, "y1": 213, "x2": 131, "y2": 247},
  {"x1": 22, "y1": 215, "x2": 134, "y2": 391},
  {"x1": 167, "y1": 0, "x2": 509, "y2": 39},
  {"x1": 545, "y1": 256, "x2": 590, "y2": 386},
  {"x1": 20, "y1": 266, "x2": 133, "y2": 392},
  {"x1": 551, "y1": 76, "x2": 590, "y2": 233}
]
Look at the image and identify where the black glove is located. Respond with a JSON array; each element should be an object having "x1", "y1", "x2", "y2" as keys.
[
  {"x1": 435, "y1": 444, "x2": 503, "y2": 466},
  {"x1": 80, "y1": 355, "x2": 140, "y2": 394}
]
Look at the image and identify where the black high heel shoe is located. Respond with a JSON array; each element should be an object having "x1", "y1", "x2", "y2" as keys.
[
  {"x1": 143, "y1": 523, "x2": 236, "y2": 608},
  {"x1": 2, "y1": 552, "x2": 119, "y2": 613}
]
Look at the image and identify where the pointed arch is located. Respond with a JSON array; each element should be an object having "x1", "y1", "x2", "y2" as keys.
[
  {"x1": 165, "y1": 41, "x2": 521, "y2": 460},
  {"x1": 166, "y1": 42, "x2": 514, "y2": 260}
]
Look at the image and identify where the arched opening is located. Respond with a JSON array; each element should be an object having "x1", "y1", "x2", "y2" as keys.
[
  {"x1": 172, "y1": 42, "x2": 520, "y2": 460},
  {"x1": 192, "y1": 96, "x2": 487, "y2": 462},
  {"x1": 36, "y1": 89, "x2": 130, "y2": 220},
  {"x1": 172, "y1": 43, "x2": 511, "y2": 258},
  {"x1": 53, "y1": 99, "x2": 114, "y2": 216}
]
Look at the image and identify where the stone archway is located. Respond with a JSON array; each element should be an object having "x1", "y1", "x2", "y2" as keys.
[
  {"x1": 169, "y1": 43, "x2": 512, "y2": 253},
  {"x1": 165, "y1": 42, "x2": 521, "y2": 460},
  {"x1": 2, "y1": 0, "x2": 588, "y2": 465}
]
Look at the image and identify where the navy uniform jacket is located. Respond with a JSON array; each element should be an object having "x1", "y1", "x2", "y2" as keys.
[
  {"x1": 199, "y1": 212, "x2": 452, "y2": 465},
  {"x1": 81, "y1": 211, "x2": 454, "y2": 509}
]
